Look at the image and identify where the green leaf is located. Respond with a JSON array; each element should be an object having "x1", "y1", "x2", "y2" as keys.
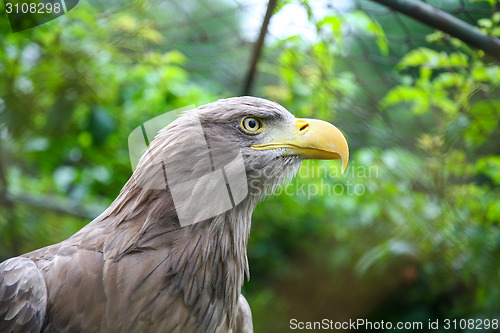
[
  {"x1": 465, "y1": 100, "x2": 500, "y2": 146},
  {"x1": 476, "y1": 155, "x2": 500, "y2": 185},
  {"x1": 398, "y1": 48, "x2": 442, "y2": 69},
  {"x1": 398, "y1": 48, "x2": 468, "y2": 69},
  {"x1": 317, "y1": 15, "x2": 343, "y2": 43},
  {"x1": 379, "y1": 86, "x2": 428, "y2": 114},
  {"x1": 348, "y1": 11, "x2": 388, "y2": 56}
]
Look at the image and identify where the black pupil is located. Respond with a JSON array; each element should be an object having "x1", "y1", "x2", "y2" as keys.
[{"x1": 248, "y1": 119, "x2": 257, "y2": 129}]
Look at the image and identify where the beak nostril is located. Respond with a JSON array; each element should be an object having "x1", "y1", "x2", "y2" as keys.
[{"x1": 299, "y1": 123, "x2": 309, "y2": 132}]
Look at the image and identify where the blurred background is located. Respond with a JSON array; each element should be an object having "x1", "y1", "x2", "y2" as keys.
[{"x1": 1, "y1": 0, "x2": 500, "y2": 331}]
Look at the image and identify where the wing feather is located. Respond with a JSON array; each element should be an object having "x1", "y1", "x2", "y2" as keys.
[
  {"x1": 232, "y1": 294, "x2": 253, "y2": 333},
  {"x1": 0, "y1": 257, "x2": 47, "y2": 333}
]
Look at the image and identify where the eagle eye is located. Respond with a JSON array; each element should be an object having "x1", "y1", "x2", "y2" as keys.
[{"x1": 241, "y1": 117, "x2": 264, "y2": 133}]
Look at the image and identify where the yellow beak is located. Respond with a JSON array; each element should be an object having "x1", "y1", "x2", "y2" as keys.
[{"x1": 251, "y1": 118, "x2": 349, "y2": 173}]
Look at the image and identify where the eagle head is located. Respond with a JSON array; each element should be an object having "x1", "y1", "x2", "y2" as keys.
[{"x1": 131, "y1": 96, "x2": 349, "y2": 227}]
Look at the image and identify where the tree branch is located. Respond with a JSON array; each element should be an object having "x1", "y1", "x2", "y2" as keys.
[
  {"x1": 4, "y1": 192, "x2": 102, "y2": 220},
  {"x1": 371, "y1": 0, "x2": 500, "y2": 61},
  {"x1": 242, "y1": 0, "x2": 278, "y2": 96}
]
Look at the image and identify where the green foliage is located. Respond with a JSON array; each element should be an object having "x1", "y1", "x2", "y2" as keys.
[
  {"x1": 2, "y1": 0, "x2": 500, "y2": 331},
  {"x1": 0, "y1": 1, "x2": 216, "y2": 258},
  {"x1": 366, "y1": 3, "x2": 500, "y2": 324},
  {"x1": 247, "y1": 1, "x2": 500, "y2": 331}
]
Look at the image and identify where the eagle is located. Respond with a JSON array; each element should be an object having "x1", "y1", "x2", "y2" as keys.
[{"x1": 0, "y1": 97, "x2": 348, "y2": 333}]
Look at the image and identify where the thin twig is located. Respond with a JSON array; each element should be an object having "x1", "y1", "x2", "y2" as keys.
[
  {"x1": 242, "y1": 0, "x2": 278, "y2": 95},
  {"x1": 5, "y1": 192, "x2": 102, "y2": 220},
  {"x1": 370, "y1": 0, "x2": 500, "y2": 61}
]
